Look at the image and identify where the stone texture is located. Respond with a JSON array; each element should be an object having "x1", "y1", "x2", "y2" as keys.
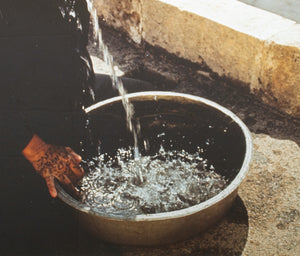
[
  {"x1": 94, "y1": 0, "x2": 142, "y2": 43},
  {"x1": 240, "y1": 134, "x2": 300, "y2": 256},
  {"x1": 94, "y1": 0, "x2": 300, "y2": 117},
  {"x1": 141, "y1": 0, "x2": 265, "y2": 85},
  {"x1": 257, "y1": 24, "x2": 300, "y2": 116}
]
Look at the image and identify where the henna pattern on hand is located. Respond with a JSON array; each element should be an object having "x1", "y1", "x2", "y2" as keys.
[
  {"x1": 31, "y1": 145, "x2": 83, "y2": 186},
  {"x1": 22, "y1": 134, "x2": 84, "y2": 197}
]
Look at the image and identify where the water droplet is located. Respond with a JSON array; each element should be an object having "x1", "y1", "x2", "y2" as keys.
[{"x1": 157, "y1": 132, "x2": 165, "y2": 138}]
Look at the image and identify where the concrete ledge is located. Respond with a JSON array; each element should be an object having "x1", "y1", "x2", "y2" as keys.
[{"x1": 95, "y1": 0, "x2": 300, "y2": 117}]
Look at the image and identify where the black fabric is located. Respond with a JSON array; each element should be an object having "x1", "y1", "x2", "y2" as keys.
[
  {"x1": 0, "y1": 0, "x2": 92, "y2": 156},
  {"x1": 0, "y1": 0, "x2": 154, "y2": 157}
]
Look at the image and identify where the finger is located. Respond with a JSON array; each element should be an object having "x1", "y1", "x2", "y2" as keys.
[
  {"x1": 65, "y1": 147, "x2": 82, "y2": 163},
  {"x1": 70, "y1": 152, "x2": 83, "y2": 167},
  {"x1": 58, "y1": 175, "x2": 79, "y2": 197},
  {"x1": 45, "y1": 176, "x2": 57, "y2": 198},
  {"x1": 69, "y1": 158, "x2": 85, "y2": 179},
  {"x1": 72, "y1": 152, "x2": 82, "y2": 164},
  {"x1": 65, "y1": 165, "x2": 81, "y2": 185}
]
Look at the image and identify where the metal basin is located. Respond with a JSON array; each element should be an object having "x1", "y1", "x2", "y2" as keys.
[{"x1": 56, "y1": 91, "x2": 252, "y2": 246}]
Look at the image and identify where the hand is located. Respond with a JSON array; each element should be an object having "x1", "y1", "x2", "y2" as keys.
[{"x1": 22, "y1": 134, "x2": 84, "y2": 198}]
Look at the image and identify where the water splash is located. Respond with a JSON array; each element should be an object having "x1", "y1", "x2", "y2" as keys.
[
  {"x1": 79, "y1": 145, "x2": 228, "y2": 215},
  {"x1": 87, "y1": 1, "x2": 142, "y2": 175}
]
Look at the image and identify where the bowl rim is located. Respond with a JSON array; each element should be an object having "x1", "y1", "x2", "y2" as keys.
[{"x1": 56, "y1": 91, "x2": 253, "y2": 221}]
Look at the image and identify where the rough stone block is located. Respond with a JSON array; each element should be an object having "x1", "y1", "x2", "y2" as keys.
[
  {"x1": 257, "y1": 24, "x2": 300, "y2": 116},
  {"x1": 142, "y1": 0, "x2": 265, "y2": 84},
  {"x1": 94, "y1": 0, "x2": 300, "y2": 117}
]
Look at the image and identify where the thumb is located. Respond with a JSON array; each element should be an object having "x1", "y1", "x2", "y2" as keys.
[{"x1": 66, "y1": 147, "x2": 82, "y2": 164}]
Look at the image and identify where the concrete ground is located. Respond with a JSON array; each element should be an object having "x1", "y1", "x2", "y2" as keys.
[{"x1": 1, "y1": 25, "x2": 299, "y2": 256}]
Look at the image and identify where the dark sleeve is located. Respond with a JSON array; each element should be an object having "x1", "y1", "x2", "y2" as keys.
[
  {"x1": 0, "y1": 0, "x2": 91, "y2": 156},
  {"x1": 74, "y1": 0, "x2": 90, "y2": 48},
  {"x1": 0, "y1": 112, "x2": 33, "y2": 157},
  {"x1": 0, "y1": 56, "x2": 34, "y2": 156}
]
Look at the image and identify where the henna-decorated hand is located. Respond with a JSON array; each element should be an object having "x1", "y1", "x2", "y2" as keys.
[{"x1": 22, "y1": 134, "x2": 84, "y2": 198}]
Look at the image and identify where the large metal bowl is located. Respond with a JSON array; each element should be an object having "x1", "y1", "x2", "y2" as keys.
[{"x1": 56, "y1": 91, "x2": 252, "y2": 246}]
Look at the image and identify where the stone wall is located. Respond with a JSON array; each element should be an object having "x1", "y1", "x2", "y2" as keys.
[{"x1": 94, "y1": 0, "x2": 300, "y2": 117}]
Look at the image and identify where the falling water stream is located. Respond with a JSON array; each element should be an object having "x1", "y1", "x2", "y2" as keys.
[
  {"x1": 77, "y1": 0, "x2": 229, "y2": 215},
  {"x1": 86, "y1": 0, "x2": 143, "y2": 182}
]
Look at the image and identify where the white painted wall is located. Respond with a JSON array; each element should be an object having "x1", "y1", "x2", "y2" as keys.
[{"x1": 239, "y1": 0, "x2": 300, "y2": 23}]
